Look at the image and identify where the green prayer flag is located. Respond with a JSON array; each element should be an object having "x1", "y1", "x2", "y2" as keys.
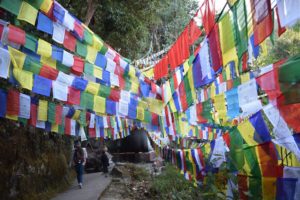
[
  {"x1": 202, "y1": 100, "x2": 213, "y2": 122},
  {"x1": 99, "y1": 45, "x2": 108, "y2": 55},
  {"x1": 48, "y1": 102, "x2": 56, "y2": 124},
  {"x1": 144, "y1": 110, "x2": 151, "y2": 123},
  {"x1": 80, "y1": 92, "x2": 94, "y2": 110},
  {"x1": 228, "y1": 127, "x2": 245, "y2": 171},
  {"x1": 84, "y1": 62, "x2": 94, "y2": 76},
  {"x1": 0, "y1": 0, "x2": 22, "y2": 15},
  {"x1": 76, "y1": 41, "x2": 87, "y2": 57},
  {"x1": 233, "y1": 0, "x2": 248, "y2": 58},
  {"x1": 98, "y1": 85, "x2": 111, "y2": 98},
  {"x1": 18, "y1": 117, "x2": 27, "y2": 126},
  {"x1": 79, "y1": 110, "x2": 86, "y2": 126},
  {"x1": 184, "y1": 75, "x2": 193, "y2": 107},
  {"x1": 83, "y1": 29, "x2": 93, "y2": 45},
  {"x1": 25, "y1": 34, "x2": 37, "y2": 52},
  {"x1": 124, "y1": 79, "x2": 131, "y2": 91},
  {"x1": 29, "y1": 0, "x2": 44, "y2": 9},
  {"x1": 233, "y1": 77, "x2": 241, "y2": 87},
  {"x1": 23, "y1": 57, "x2": 41, "y2": 74},
  {"x1": 57, "y1": 63, "x2": 70, "y2": 74}
]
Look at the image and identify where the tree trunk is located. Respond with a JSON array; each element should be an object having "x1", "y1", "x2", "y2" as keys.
[{"x1": 85, "y1": 0, "x2": 97, "y2": 26}]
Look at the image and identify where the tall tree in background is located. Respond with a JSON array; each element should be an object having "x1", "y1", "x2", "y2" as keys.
[{"x1": 57, "y1": 0, "x2": 198, "y2": 60}]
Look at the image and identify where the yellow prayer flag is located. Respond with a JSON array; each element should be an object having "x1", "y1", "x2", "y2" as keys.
[
  {"x1": 86, "y1": 81, "x2": 100, "y2": 95},
  {"x1": 41, "y1": 56, "x2": 56, "y2": 68},
  {"x1": 227, "y1": 0, "x2": 238, "y2": 5},
  {"x1": 169, "y1": 99, "x2": 176, "y2": 113},
  {"x1": 240, "y1": 73, "x2": 250, "y2": 83},
  {"x1": 93, "y1": 66, "x2": 102, "y2": 79},
  {"x1": 8, "y1": 47, "x2": 26, "y2": 69},
  {"x1": 225, "y1": 66, "x2": 231, "y2": 80},
  {"x1": 187, "y1": 68, "x2": 196, "y2": 101},
  {"x1": 37, "y1": 39, "x2": 52, "y2": 57},
  {"x1": 13, "y1": 69, "x2": 33, "y2": 90},
  {"x1": 138, "y1": 100, "x2": 148, "y2": 109},
  {"x1": 210, "y1": 83, "x2": 216, "y2": 98},
  {"x1": 163, "y1": 82, "x2": 172, "y2": 105},
  {"x1": 219, "y1": 12, "x2": 238, "y2": 68},
  {"x1": 38, "y1": 100, "x2": 48, "y2": 121},
  {"x1": 131, "y1": 82, "x2": 139, "y2": 94},
  {"x1": 183, "y1": 60, "x2": 190, "y2": 75},
  {"x1": 40, "y1": 0, "x2": 53, "y2": 13},
  {"x1": 51, "y1": 123, "x2": 59, "y2": 133},
  {"x1": 142, "y1": 68, "x2": 154, "y2": 79},
  {"x1": 147, "y1": 98, "x2": 164, "y2": 116},
  {"x1": 92, "y1": 35, "x2": 103, "y2": 50},
  {"x1": 94, "y1": 96, "x2": 106, "y2": 114},
  {"x1": 213, "y1": 93, "x2": 227, "y2": 121},
  {"x1": 128, "y1": 65, "x2": 136, "y2": 78},
  {"x1": 237, "y1": 120, "x2": 257, "y2": 146},
  {"x1": 137, "y1": 107, "x2": 144, "y2": 121},
  {"x1": 72, "y1": 110, "x2": 81, "y2": 120},
  {"x1": 17, "y1": 2, "x2": 38, "y2": 25},
  {"x1": 6, "y1": 114, "x2": 18, "y2": 121},
  {"x1": 86, "y1": 46, "x2": 97, "y2": 64}
]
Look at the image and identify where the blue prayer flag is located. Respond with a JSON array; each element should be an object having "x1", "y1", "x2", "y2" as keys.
[
  {"x1": 249, "y1": 111, "x2": 271, "y2": 143},
  {"x1": 32, "y1": 75, "x2": 52, "y2": 96},
  {"x1": 72, "y1": 77, "x2": 88, "y2": 91},
  {"x1": 37, "y1": 12, "x2": 53, "y2": 35},
  {"x1": 95, "y1": 53, "x2": 107, "y2": 68},
  {"x1": 106, "y1": 100, "x2": 116, "y2": 115},
  {"x1": 0, "y1": 89, "x2": 7, "y2": 117}
]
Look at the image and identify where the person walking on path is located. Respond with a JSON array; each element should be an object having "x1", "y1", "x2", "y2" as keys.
[
  {"x1": 101, "y1": 147, "x2": 109, "y2": 177},
  {"x1": 73, "y1": 141, "x2": 85, "y2": 189}
]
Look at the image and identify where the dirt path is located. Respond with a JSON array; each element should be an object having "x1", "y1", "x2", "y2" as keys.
[{"x1": 51, "y1": 172, "x2": 112, "y2": 200}]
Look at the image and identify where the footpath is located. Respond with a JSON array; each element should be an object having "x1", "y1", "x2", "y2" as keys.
[{"x1": 51, "y1": 172, "x2": 112, "y2": 200}]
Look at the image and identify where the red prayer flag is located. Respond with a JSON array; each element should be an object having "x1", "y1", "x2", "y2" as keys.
[
  {"x1": 29, "y1": 104, "x2": 37, "y2": 127},
  {"x1": 275, "y1": 7, "x2": 286, "y2": 37},
  {"x1": 154, "y1": 56, "x2": 168, "y2": 80},
  {"x1": 39, "y1": 65, "x2": 59, "y2": 80},
  {"x1": 64, "y1": 117, "x2": 71, "y2": 135},
  {"x1": 256, "y1": 68, "x2": 281, "y2": 101},
  {"x1": 6, "y1": 90, "x2": 19, "y2": 116},
  {"x1": 189, "y1": 19, "x2": 202, "y2": 45},
  {"x1": 152, "y1": 113, "x2": 159, "y2": 126},
  {"x1": 73, "y1": 21, "x2": 84, "y2": 39},
  {"x1": 237, "y1": 175, "x2": 249, "y2": 200},
  {"x1": 196, "y1": 103, "x2": 208, "y2": 123},
  {"x1": 200, "y1": 0, "x2": 215, "y2": 35},
  {"x1": 67, "y1": 87, "x2": 81, "y2": 105},
  {"x1": 179, "y1": 81, "x2": 188, "y2": 111},
  {"x1": 8, "y1": 25, "x2": 26, "y2": 45},
  {"x1": 89, "y1": 128, "x2": 96, "y2": 138},
  {"x1": 208, "y1": 24, "x2": 223, "y2": 72},
  {"x1": 277, "y1": 103, "x2": 300, "y2": 133},
  {"x1": 109, "y1": 88, "x2": 120, "y2": 102},
  {"x1": 55, "y1": 105, "x2": 62, "y2": 125},
  {"x1": 71, "y1": 56, "x2": 84, "y2": 76},
  {"x1": 63, "y1": 31, "x2": 76, "y2": 52}
]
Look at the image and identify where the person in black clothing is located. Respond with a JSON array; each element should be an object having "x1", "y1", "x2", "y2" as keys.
[
  {"x1": 101, "y1": 148, "x2": 109, "y2": 177},
  {"x1": 73, "y1": 141, "x2": 85, "y2": 188}
]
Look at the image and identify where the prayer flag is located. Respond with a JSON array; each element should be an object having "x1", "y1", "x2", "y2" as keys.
[
  {"x1": 18, "y1": 93, "x2": 30, "y2": 119},
  {"x1": 85, "y1": 81, "x2": 100, "y2": 95},
  {"x1": 106, "y1": 99, "x2": 116, "y2": 115},
  {"x1": 71, "y1": 56, "x2": 84, "y2": 76},
  {"x1": 52, "y1": 81, "x2": 68, "y2": 101},
  {"x1": 208, "y1": 24, "x2": 223, "y2": 72},
  {"x1": 0, "y1": 0, "x2": 22, "y2": 15},
  {"x1": 53, "y1": 22, "x2": 65, "y2": 44},
  {"x1": 277, "y1": 0, "x2": 300, "y2": 28},
  {"x1": 200, "y1": 0, "x2": 215, "y2": 34},
  {"x1": 8, "y1": 25, "x2": 25, "y2": 45},
  {"x1": 94, "y1": 96, "x2": 106, "y2": 114},
  {"x1": 37, "y1": 39, "x2": 52, "y2": 57},
  {"x1": 76, "y1": 41, "x2": 87, "y2": 57},
  {"x1": 39, "y1": 65, "x2": 58, "y2": 80},
  {"x1": 32, "y1": 75, "x2": 52, "y2": 96},
  {"x1": 0, "y1": 47, "x2": 11, "y2": 78},
  {"x1": 0, "y1": 89, "x2": 7, "y2": 117},
  {"x1": 219, "y1": 12, "x2": 238, "y2": 68},
  {"x1": 67, "y1": 87, "x2": 80, "y2": 105},
  {"x1": 38, "y1": 100, "x2": 48, "y2": 121},
  {"x1": 13, "y1": 69, "x2": 33, "y2": 90},
  {"x1": 17, "y1": 1, "x2": 38, "y2": 25},
  {"x1": 63, "y1": 31, "x2": 76, "y2": 52},
  {"x1": 37, "y1": 12, "x2": 53, "y2": 34}
]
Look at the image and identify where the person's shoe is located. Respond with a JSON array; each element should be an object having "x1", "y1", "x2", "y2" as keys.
[{"x1": 79, "y1": 183, "x2": 82, "y2": 189}]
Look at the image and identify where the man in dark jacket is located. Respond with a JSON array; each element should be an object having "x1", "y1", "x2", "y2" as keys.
[
  {"x1": 73, "y1": 141, "x2": 84, "y2": 188},
  {"x1": 101, "y1": 147, "x2": 109, "y2": 177}
]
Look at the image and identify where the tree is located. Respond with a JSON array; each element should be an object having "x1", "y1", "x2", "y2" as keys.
[{"x1": 57, "y1": 0, "x2": 198, "y2": 60}]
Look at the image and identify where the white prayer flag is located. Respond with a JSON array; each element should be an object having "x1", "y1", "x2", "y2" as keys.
[
  {"x1": 62, "y1": 50, "x2": 74, "y2": 67},
  {"x1": 19, "y1": 93, "x2": 31, "y2": 119},
  {"x1": 52, "y1": 81, "x2": 68, "y2": 101},
  {"x1": 52, "y1": 22, "x2": 65, "y2": 44},
  {"x1": 0, "y1": 47, "x2": 10, "y2": 78}
]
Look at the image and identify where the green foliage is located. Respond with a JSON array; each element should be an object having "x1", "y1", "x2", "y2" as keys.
[
  {"x1": 57, "y1": 0, "x2": 198, "y2": 60},
  {"x1": 150, "y1": 164, "x2": 203, "y2": 200}
]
